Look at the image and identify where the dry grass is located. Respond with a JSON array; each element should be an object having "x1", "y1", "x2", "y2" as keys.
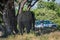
[{"x1": 0, "y1": 31, "x2": 60, "y2": 40}]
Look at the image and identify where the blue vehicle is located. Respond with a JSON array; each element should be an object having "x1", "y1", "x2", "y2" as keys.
[
  {"x1": 43, "y1": 20, "x2": 57, "y2": 28},
  {"x1": 35, "y1": 20, "x2": 57, "y2": 30},
  {"x1": 35, "y1": 20, "x2": 58, "y2": 35},
  {"x1": 35, "y1": 20, "x2": 57, "y2": 27}
]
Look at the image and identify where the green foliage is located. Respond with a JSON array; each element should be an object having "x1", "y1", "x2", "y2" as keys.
[
  {"x1": 54, "y1": 18, "x2": 60, "y2": 30},
  {"x1": 56, "y1": 8, "x2": 60, "y2": 17},
  {"x1": 37, "y1": 1, "x2": 57, "y2": 10},
  {"x1": 54, "y1": 18, "x2": 60, "y2": 25},
  {"x1": 23, "y1": 4, "x2": 28, "y2": 11},
  {"x1": 33, "y1": 8, "x2": 58, "y2": 20}
]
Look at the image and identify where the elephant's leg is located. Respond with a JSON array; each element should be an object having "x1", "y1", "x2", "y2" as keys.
[
  {"x1": 13, "y1": 26, "x2": 19, "y2": 34},
  {"x1": 0, "y1": 25, "x2": 5, "y2": 37},
  {"x1": 12, "y1": 21, "x2": 19, "y2": 34},
  {"x1": 4, "y1": 22, "x2": 11, "y2": 35},
  {"x1": 3, "y1": 19, "x2": 11, "y2": 35},
  {"x1": 26, "y1": 22, "x2": 31, "y2": 33},
  {"x1": 11, "y1": 18, "x2": 18, "y2": 34},
  {"x1": 14, "y1": 20, "x2": 19, "y2": 34},
  {"x1": 32, "y1": 13, "x2": 35, "y2": 31},
  {"x1": 19, "y1": 22, "x2": 24, "y2": 35}
]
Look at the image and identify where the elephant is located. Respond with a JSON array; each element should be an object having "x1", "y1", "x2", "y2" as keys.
[
  {"x1": 17, "y1": 11, "x2": 35, "y2": 35},
  {"x1": 2, "y1": 0, "x2": 19, "y2": 36}
]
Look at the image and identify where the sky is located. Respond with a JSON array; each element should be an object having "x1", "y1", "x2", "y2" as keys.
[
  {"x1": 44, "y1": 0, "x2": 60, "y2": 3},
  {"x1": 55, "y1": 0, "x2": 60, "y2": 3}
]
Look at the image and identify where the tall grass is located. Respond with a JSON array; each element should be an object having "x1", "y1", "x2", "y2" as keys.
[{"x1": 0, "y1": 31, "x2": 60, "y2": 40}]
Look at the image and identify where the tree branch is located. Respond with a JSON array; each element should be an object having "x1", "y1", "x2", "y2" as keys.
[
  {"x1": 19, "y1": 0, "x2": 27, "y2": 14},
  {"x1": 27, "y1": 0, "x2": 38, "y2": 11}
]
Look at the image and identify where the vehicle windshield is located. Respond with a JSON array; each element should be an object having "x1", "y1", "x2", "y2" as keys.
[
  {"x1": 43, "y1": 21, "x2": 53, "y2": 24},
  {"x1": 35, "y1": 20, "x2": 53, "y2": 25},
  {"x1": 35, "y1": 21, "x2": 41, "y2": 25}
]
